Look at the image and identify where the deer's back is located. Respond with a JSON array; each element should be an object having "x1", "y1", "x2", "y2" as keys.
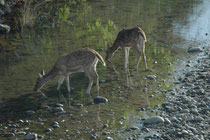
[
  {"x1": 54, "y1": 48, "x2": 98, "y2": 72},
  {"x1": 115, "y1": 27, "x2": 146, "y2": 46}
]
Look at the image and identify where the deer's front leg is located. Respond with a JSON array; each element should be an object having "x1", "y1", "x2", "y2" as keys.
[
  {"x1": 57, "y1": 76, "x2": 65, "y2": 91},
  {"x1": 124, "y1": 47, "x2": 130, "y2": 68},
  {"x1": 65, "y1": 75, "x2": 71, "y2": 95}
]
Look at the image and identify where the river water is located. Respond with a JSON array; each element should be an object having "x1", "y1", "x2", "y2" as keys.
[{"x1": 0, "y1": 0, "x2": 208, "y2": 139}]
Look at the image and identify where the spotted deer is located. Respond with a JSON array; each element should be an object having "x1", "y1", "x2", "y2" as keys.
[
  {"x1": 34, "y1": 48, "x2": 106, "y2": 96},
  {"x1": 106, "y1": 26, "x2": 147, "y2": 70}
]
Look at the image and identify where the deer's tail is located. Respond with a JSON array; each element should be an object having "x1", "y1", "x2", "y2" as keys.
[
  {"x1": 138, "y1": 27, "x2": 147, "y2": 42},
  {"x1": 95, "y1": 52, "x2": 106, "y2": 66}
]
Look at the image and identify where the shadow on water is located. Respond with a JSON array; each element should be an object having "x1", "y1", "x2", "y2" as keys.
[{"x1": 0, "y1": 0, "x2": 206, "y2": 139}]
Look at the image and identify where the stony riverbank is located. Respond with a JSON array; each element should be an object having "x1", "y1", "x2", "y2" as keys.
[{"x1": 122, "y1": 46, "x2": 210, "y2": 140}]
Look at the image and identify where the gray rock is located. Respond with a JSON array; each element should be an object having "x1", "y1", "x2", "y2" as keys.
[
  {"x1": 16, "y1": 131, "x2": 26, "y2": 135},
  {"x1": 167, "y1": 129, "x2": 176, "y2": 135},
  {"x1": 55, "y1": 103, "x2": 64, "y2": 107},
  {"x1": 54, "y1": 107, "x2": 64, "y2": 113},
  {"x1": 45, "y1": 128, "x2": 52, "y2": 132},
  {"x1": 164, "y1": 118, "x2": 171, "y2": 124},
  {"x1": 188, "y1": 47, "x2": 202, "y2": 53},
  {"x1": 105, "y1": 137, "x2": 113, "y2": 140},
  {"x1": 182, "y1": 130, "x2": 189, "y2": 135},
  {"x1": 53, "y1": 124, "x2": 60, "y2": 128},
  {"x1": 24, "y1": 133, "x2": 38, "y2": 140},
  {"x1": 94, "y1": 96, "x2": 108, "y2": 104},
  {"x1": 3, "y1": 133, "x2": 15, "y2": 137},
  {"x1": 169, "y1": 116, "x2": 178, "y2": 122},
  {"x1": 0, "y1": 23, "x2": 10, "y2": 33},
  {"x1": 129, "y1": 126, "x2": 139, "y2": 130},
  {"x1": 144, "y1": 116, "x2": 164, "y2": 125},
  {"x1": 193, "y1": 116, "x2": 204, "y2": 122},
  {"x1": 41, "y1": 105, "x2": 51, "y2": 110},
  {"x1": 146, "y1": 75, "x2": 156, "y2": 80},
  {"x1": 25, "y1": 110, "x2": 35, "y2": 115},
  {"x1": 0, "y1": 0, "x2": 5, "y2": 5}
]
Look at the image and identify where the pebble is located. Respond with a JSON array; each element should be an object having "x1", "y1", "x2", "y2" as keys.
[
  {"x1": 3, "y1": 133, "x2": 15, "y2": 137},
  {"x1": 16, "y1": 131, "x2": 26, "y2": 135},
  {"x1": 144, "y1": 116, "x2": 165, "y2": 125},
  {"x1": 55, "y1": 103, "x2": 64, "y2": 107},
  {"x1": 129, "y1": 126, "x2": 139, "y2": 130},
  {"x1": 25, "y1": 110, "x2": 35, "y2": 115},
  {"x1": 93, "y1": 96, "x2": 108, "y2": 104},
  {"x1": 54, "y1": 107, "x2": 64, "y2": 113},
  {"x1": 24, "y1": 133, "x2": 38, "y2": 140},
  {"x1": 146, "y1": 75, "x2": 156, "y2": 80},
  {"x1": 188, "y1": 47, "x2": 202, "y2": 53},
  {"x1": 105, "y1": 137, "x2": 114, "y2": 140},
  {"x1": 41, "y1": 105, "x2": 51, "y2": 110},
  {"x1": 167, "y1": 129, "x2": 176, "y2": 135}
]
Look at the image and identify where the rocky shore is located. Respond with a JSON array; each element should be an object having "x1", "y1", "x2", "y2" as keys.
[{"x1": 122, "y1": 46, "x2": 210, "y2": 140}]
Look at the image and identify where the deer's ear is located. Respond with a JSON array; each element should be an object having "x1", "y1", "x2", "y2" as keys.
[
  {"x1": 107, "y1": 43, "x2": 111, "y2": 49},
  {"x1": 39, "y1": 73, "x2": 43, "y2": 78},
  {"x1": 40, "y1": 70, "x2": 45, "y2": 76}
]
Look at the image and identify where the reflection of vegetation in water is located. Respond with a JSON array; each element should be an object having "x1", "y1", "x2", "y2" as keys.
[
  {"x1": 76, "y1": 19, "x2": 118, "y2": 49},
  {"x1": 56, "y1": 4, "x2": 70, "y2": 26}
]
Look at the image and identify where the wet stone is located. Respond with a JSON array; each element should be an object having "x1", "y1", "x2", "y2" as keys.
[
  {"x1": 146, "y1": 75, "x2": 156, "y2": 80},
  {"x1": 16, "y1": 131, "x2": 26, "y2": 135},
  {"x1": 53, "y1": 124, "x2": 60, "y2": 128},
  {"x1": 3, "y1": 133, "x2": 15, "y2": 137},
  {"x1": 54, "y1": 107, "x2": 64, "y2": 113},
  {"x1": 167, "y1": 129, "x2": 176, "y2": 135},
  {"x1": 164, "y1": 118, "x2": 171, "y2": 124},
  {"x1": 45, "y1": 128, "x2": 52, "y2": 132},
  {"x1": 25, "y1": 110, "x2": 35, "y2": 115},
  {"x1": 102, "y1": 132, "x2": 111, "y2": 135},
  {"x1": 93, "y1": 96, "x2": 108, "y2": 104},
  {"x1": 188, "y1": 47, "x2": 202, "y2": 53},
  {"x1": 55, "y1": 103, "x2": 64, "y2": 107},
  {"x1": 24, "y1": 133, "x2": 38, "y2": 140},
  {"x1": 144, "y1": 116, "x2": 164, "y2": 125},
  {"x1": 129, "y1": 126, "x2": 139, "y2": 130},
  {"x1": 105, "y1": 137, "x2": 114, "y2": 140},
  {"x1": 41, "y1": 105, "x2": 51, "y2": 110}
]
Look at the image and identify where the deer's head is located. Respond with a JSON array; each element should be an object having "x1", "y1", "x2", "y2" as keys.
[
  {"x1": 34, "y1": 70, "x2": 46, "y2": 91},
  {"x1": 105, "y1": 43, "x2": 113, "y2": 62}
]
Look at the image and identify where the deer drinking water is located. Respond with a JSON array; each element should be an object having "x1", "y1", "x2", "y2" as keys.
[
  {"x1": 34, "y1": 48, "x2": 106, "y2": 96},
  {"x1": 106, "y1": 26, "x2": 147, "y2": 70}
]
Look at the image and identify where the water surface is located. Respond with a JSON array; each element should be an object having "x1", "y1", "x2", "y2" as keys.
[{"x1": 0, "y1": 0, "x2": 207, "y2": 139}]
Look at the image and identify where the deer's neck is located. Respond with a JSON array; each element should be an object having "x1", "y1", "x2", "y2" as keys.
[
  {"x1": 41, "y1": 68, "x2": 57, "y2": 85},
  {"x1": 110, "y1": 41, "x2": 120, "y2": 54}
]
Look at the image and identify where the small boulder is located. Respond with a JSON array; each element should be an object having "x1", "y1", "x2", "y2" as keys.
[
  {"x1": 144, "y1": 116, "x2": 164, "y2": 125},
  {"x1": 25, "y1": 110, "x2": 35, "y2": 116},
  {"x1": 24, "y1": 133, "x2": 38, "y2": 140},
  {"x1": 54, "y1": 107, "x2": 64, "y2": 113},
  {"x1": 0, "y1": 24, "x2": 10, "y2": 33},
  {"x1": 93, "y1": 96, "x2": 108, "y2": 104},
  {"x1": 187, "y1": 47, "x2": 202, "y2": 53}
]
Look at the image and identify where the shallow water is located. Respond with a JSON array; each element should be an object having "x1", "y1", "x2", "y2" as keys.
[{"x1": 0, "y1": 0, "x2": 208, "y2": 139}]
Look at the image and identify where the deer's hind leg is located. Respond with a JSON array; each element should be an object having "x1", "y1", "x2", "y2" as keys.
[
  {"x1": 91, "y1": 63, "x2": 99, "y2": 95},
  {"x1": 139, "y1": 41, "x2": 148, "y2": 70},
  {"x1": 133, "y1": 46, "x2": 141, "y2": 71},
  {"x1": 84, "y1": 68, "x2": 94, "y2": 96}
]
